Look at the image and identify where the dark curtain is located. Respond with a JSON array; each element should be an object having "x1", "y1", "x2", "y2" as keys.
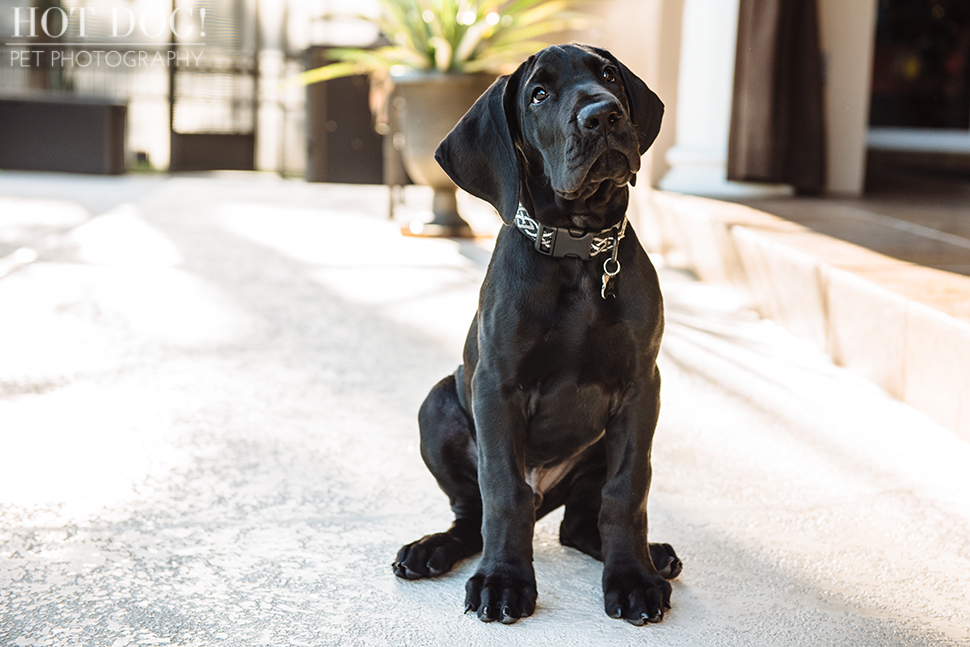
[{"x1": 727, "y1": 0, "x2": 826, "y2": 194}]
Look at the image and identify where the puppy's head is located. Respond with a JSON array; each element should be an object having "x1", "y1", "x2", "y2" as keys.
[{"x1": 435, "y1": 44, "x2": 663, "y2": 225}]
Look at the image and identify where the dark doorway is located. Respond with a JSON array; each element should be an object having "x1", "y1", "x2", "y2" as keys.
[{"x1": 870, "y1": 0, "x2": 970, "y2": 130}]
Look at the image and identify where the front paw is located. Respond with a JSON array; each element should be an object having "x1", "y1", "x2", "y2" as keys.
[
  {"x1": 603, "y1": 568, "x2": 672, "y2": 625},
  {"x1": 464, "y1": 569, "x2": 537, "y2": 624}
]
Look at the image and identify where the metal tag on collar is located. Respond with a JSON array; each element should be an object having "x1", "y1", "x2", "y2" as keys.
[
  {"x1": 601, "y1": 231, "x2": 622, "y2": 299},
  {"x1": 601, "y1": 257, "x2": 620, "y2": 299},
  {"x1": 534, "y1": 223, "x2": 594, "y2": 260}
]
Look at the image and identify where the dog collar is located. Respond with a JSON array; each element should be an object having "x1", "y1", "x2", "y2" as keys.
[{"x1": 513, "y1": 205, "x2": 627, "y2": 261}]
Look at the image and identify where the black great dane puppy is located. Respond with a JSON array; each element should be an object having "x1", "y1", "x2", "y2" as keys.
[{"x1": 392, "y1": 44, "x2": 682, "y2": 625}]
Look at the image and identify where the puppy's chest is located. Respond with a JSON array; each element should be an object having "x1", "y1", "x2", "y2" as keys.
[
  {"x1": 512, "y1": 299, "x2": 638, "y2": 462},
  {"x1": 522, "y1": 378, "x2": 612, "y2": 467},
  {"x1": 514, "y1": 292, "x2": 637, "y2": 392}
]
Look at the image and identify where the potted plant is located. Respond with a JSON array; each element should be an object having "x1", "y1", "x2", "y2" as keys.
[{"x1": 294, "y1": 0, "x2": 591, "y2": 236}]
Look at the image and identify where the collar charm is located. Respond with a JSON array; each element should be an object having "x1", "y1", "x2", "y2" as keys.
[{"x1": 600, "y1": 232, "x2": 621, "y2": 299}]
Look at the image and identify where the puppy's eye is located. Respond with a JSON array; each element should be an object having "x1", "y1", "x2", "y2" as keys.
[
  {"x1": 531, "y1": 87, "x2": 548, "y2": 104},
  {"x1": 603, "y1": 67, "x2": 617, "y2": 83}
]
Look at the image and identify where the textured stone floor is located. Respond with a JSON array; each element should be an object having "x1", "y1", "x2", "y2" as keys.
[{"x1": 1, "y1": 175, "x2": 968, "y2": 646}]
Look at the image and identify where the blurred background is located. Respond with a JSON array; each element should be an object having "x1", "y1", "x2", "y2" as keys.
[{"x1": 0, "y1": 0, "x2": 966, "y2": 192}]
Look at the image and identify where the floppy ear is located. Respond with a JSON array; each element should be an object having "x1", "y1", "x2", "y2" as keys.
[
  {"x1": 434, "y1": 70, "x2": 523, "y2": 224},
  {"x1": 589, "y1": 46, "x2": 664, "y2": 155}
]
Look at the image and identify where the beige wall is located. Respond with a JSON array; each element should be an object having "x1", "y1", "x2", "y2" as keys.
[
  {"x1": 585, "y1": 0, "x2": 684, "y2": 188},
  {"x1": 583, "y1": 0, "x2": 684, "y2": 237}
]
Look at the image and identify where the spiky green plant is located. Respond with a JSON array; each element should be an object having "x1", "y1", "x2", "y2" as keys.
[{"x1": 292, "y1": 0, "x2": 593, "y2": 85}]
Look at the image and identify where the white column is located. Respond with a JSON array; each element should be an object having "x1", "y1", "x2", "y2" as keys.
[
  {"x1": 659, "y1": 0, "x2": 793, "y2": 198},
  {"x1": 818, "y1": 0, "x2": 877, "y2": 196}
]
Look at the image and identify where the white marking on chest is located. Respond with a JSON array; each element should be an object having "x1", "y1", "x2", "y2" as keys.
[{"x1": 525, "y1": 456, "x2": 582, "y2": 497}]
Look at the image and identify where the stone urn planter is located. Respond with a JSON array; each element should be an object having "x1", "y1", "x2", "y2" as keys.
[
  {"x1": 290, "y1": 1, "x2": 593, "y2": 237},
  {"x1": 392, "y1": 72, "x2": 494, "y2": 237}
]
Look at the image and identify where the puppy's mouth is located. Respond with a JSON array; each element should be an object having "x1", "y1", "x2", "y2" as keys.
[{"x1": 554, "y1": 144, "x2": 641, "y2": 201}]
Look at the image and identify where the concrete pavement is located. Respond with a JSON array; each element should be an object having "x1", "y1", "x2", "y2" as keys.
[{"x1": 1, "y1": 174, "x2": 969, "y2": 646}]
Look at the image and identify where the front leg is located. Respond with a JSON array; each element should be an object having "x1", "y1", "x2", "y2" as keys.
[
  {"x1": 464, "y1": 375, "x2": 538, "y2": 624},
  {"x1": 599, "y1": 369, "x2": 673, "y2": 625}
]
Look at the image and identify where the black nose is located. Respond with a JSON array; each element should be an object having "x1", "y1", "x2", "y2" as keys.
[{"x1": 578, "y1": 100, "x2": 622, "y2": 132}]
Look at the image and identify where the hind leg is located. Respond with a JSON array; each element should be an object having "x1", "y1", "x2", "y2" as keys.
[
  {"x1": 561, "y1": 490, "x2": 683, "y2": 581},
  {"x1": 649, "y1": 543, "x2": 683, "y2": 580},
  {"x1": 560, "y1": 488, "x2": 683, "y2": 580},
  {"x1": 525, "y1": 441, "x2": 605, "y2": 560},
  {"x1": 393, "y1": 373, "x2": 483, "y2": 580},
  {"x1": 554, "y1": 449, "x2": 608, "y2": 561},
  {"x1": 552, "y1": 443, "x2": 683, "y2": 580}
]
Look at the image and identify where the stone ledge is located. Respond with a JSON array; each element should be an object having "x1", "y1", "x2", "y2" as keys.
[{"x1": 644, "y1": 190, "x2": 970, "y2": 440}]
